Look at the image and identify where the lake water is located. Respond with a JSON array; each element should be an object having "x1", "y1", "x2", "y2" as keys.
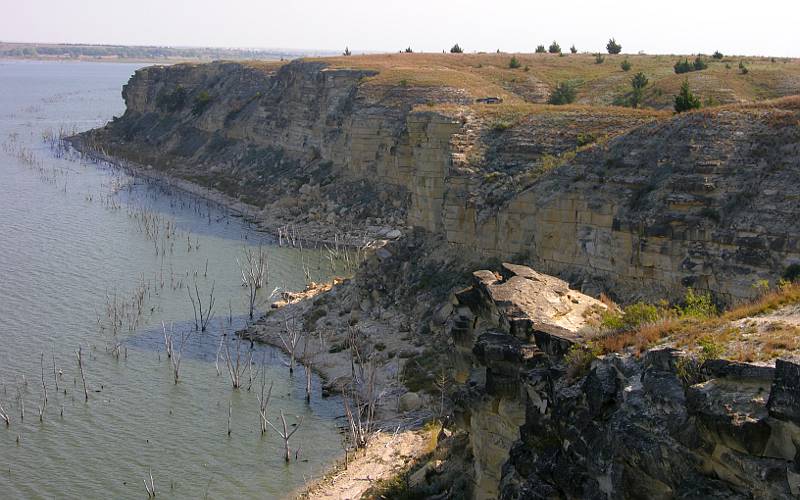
[{"x1": 0, "y1": 60, "x2": 344, "y2": 498}]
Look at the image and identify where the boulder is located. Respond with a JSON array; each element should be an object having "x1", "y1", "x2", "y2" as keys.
[
  {"x1": 399, "y1": 391, "x2": 422, "y2": 412},
  {"x1": 767, "y1": 359, "x2": 800, "y2": 423}
]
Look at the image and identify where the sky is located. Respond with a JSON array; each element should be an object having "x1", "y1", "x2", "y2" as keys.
[{"x1": 1, "y1": 0, "x2": 798, "y2": 57}]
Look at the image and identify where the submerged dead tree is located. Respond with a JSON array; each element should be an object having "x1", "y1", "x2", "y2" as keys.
[
  {"x1": 187, "y1": 279, "x2": 216, "y2": 332},
  {"x1": 163, "y1": 321, "x2": 191, "y2": 384},
  {"x1": 238, "y1": 245, "x2": 269, "y2": 320},
  {"x1": 256, "y1": 370, "x2": 274, "y2": 434},
  {"x1": 278, "y1": 313, "x2": 303, "y2": 374},
  {"x1": 266, "y1": 410, "x2": 304, "y2": 462},
  {"x1": 76, "y1": 346, "x2": 89, "y2": 402},
  {"x1": 222, "y1": 334, "x2": 251, "y2": 389}
]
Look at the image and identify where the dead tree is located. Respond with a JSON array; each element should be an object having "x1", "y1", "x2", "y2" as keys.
[
  {"x1": 433, "y1": 368, "x2": 450, "y2": 417},
  {"x1": 163, "y1": 321, "x2": 191, "y2": 384},
  {"x1": 256, "y1": 368, "x2": 274, "y2": 434},
  {"x1": 238, "y1": 245, "x2": 269, "y2": 320},
  {"x1": 40, "y1": 352, "x2": 47, "y2": 404},
  {"x1": 187, "y1": 279, "x2": 216, "y2": 331},
  {"x1": 143, "y1": 468, "x2": 156, "y2": 497},
  {"x1": 76, "y1": 346, "x2": 89, "y2": 402},
  {"x1": 0, "y1": 400, "x2": 10, "y2": 426},
  {"x1": 222, "y1": 335, "x2": 251, "y2": 389},
  {"x1": 342, "y1": 359, "x2": 378, "y2": 450},
  {"x1": 266, "y1": 410, "x2": 304, "y2": 462},
  {"x1": 278, "y1": 313, "x2": 303, "y2": 374}
]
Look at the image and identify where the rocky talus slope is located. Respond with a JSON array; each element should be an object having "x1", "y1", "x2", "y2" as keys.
[{"x1": 442, "y1": 263, "x2": 800, "y2": 499}]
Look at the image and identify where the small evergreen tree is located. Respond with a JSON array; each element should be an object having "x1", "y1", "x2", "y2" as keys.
[
  {"x1": 549, "y1": 41, "x2": 561, "y2": 54},
  {"x1": 535, "y1": 45, "x2": 546, "y2": 54},
  {"x1": 595, "y1": 53, "x2": 605, "y2": 64},
  {"x1": 674, "y1": 58, "x2": 693, "y2": 74},
  {"x1": 739, "y1": 61, "x2": 749, "y2": 74},
  {"x1": 450, "y1": 44, "x2": 463, "y2": 54},
  {"x1": 548, "y1": 81, "x2": 577, "y2": 105},
  {"x1": 509, "y1": 56, "x2": 521, "y2": 69},
  {"x1": 343, "y1": 46, "x2": 352, "y2": 56},
  {"x1": 620, "y1": 59, "x2": 632, "y2": 71},
  {"x1": 570, "y1": 45, "x2": 577, "y2": 54},
  {"x1": 693, "y1": 57, "x2": 708, "y2": 71},
  {"x1": 606, "y1": 38, "x2": 622, "y2": 54},
  {"x1": 404, "y1": 47, "x2": 413, "y2": 53},
  {"x1": 674, "y1": 79, "x2": 701, "y2": 113},
  {"x1": 630, "y1": 72, "x2": 648, "y2": 108},
  {"x1": 712, "y1": 50, "x2": 724, "y2": 59}
]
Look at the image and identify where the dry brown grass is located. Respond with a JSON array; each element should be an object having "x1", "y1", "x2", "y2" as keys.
[
  {"x1": 297, "y1": 52, "x2": 800, "y2": 110},
  {"x1": 596, "y1": 282, "x2": 800, "y2": 361},
  {"x1": 723, "y1": 282, "x2": 800, "y2": 321}
]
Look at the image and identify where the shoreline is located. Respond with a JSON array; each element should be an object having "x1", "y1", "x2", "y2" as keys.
[
  {"x1": 70, "y1": 137, "x2": 430, "y2": 499},
  {"x1": 67, "y1": 137, "x2": 382, "y2": 250}
]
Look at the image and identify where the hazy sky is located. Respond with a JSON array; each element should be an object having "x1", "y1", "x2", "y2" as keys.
[{"x1": 1, "y1": 0, "x2": 798, "y2": 56}]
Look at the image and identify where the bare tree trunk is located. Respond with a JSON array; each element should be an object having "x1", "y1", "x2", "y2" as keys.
[
  {"x1": 266, "y1": 410, "x2": 303, "y2": 462},
  {"x1": 76, "y1": 346, "x2": 89, "y2": 402}
]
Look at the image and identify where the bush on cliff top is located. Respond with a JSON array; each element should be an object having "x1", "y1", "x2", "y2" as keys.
[
  {"x1": 606, "y1": 38, "x2": 622, "y2": 54},
  {"x1": 548, "y1": 81, "x2": 577, "y2": 105},
  {"x1": 674, "y1": 80, "x2": 702, "y2": 112}
]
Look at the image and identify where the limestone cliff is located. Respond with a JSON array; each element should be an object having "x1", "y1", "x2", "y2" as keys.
[{"x1": 84, "y1": 59, "x2": 800, "y2": 303}]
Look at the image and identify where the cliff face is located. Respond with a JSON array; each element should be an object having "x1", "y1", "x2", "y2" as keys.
[
  {"x1": 449, "y1": 264, "x2": 800, "y2": 500},
  {"x1": 87, "y1": 61, "x2": 800, "y2": 302}
]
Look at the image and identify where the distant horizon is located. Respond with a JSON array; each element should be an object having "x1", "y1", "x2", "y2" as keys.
[
  {"x1": 1, "y1": 0, "x2": 798, "y2": 58},
  {"x1": 0, "y1": 39, "x2": 796, "y2": 60}
]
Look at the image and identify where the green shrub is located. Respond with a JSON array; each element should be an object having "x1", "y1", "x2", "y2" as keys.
[
  {"x1": 404, "y1": 47, "x2": 413, "y2": 53},
  {"x1": 606, "y1": 38, "x2": 622, "y2": 54},
  {"x1": 739, "y1": 61, "x2": 749, "y2": 74},
  {"x1": 674, "y1": 80, "x2": 701, "y2": 113},
  {"x1": 595, "y1": 53, "x2": 605, "y2": 64},
  {"x1": 570, "y1": 45, "x2": 577, "y2": 54},
  {"x1": 548, "y1": 81, "x2": 577, "y2": 105},
  {"x1": 674, "y1": 58, "x2": 693, "y2": 74},
  {"x1": 783, "y1": 264, "x2": 800, "y2": 282},
  {"x1": 698, "y1": 337, "x2": 724, "y2": 360},
  {"x1": 601, "y1": 302, "x2": 661, "y2": 332},
  {"x1": 535, "y1": 45, "x2": 547, "y2": 54},
  {"x1": 622, "y1": 303, "x2": 661, "y2": 329},
  {"x1": 620, "y1": 59, "x2": 632, "y2": 71},
  {"x1": 450, "y1": 44, "x2": 463, "y2": 54},
  {"x1": 564, "y1": 343, "x2": 601, "y2": 378},
  {"x1": 509, "y1": 56, "x2": 521, "y2": 69},
  {"x1": 631, "y1": 72, "x2": 648, "y2": 90},
  {"x1": 725, "y1": 63, "x2": 732, "y2": 69},
  {"x1": 628, "y1": 71, "x2": 649, "y2": 108},
  {"x1": 693, "y1": 57, "x2": 708, "y2": 70},
  {"x1": 490, "y1": 119, "x2": 513, "y2": 131},
  {"x1": 675, "y1": 57, "x2": 707, "y2": 74},
  {"x1": 343, "y1": 46, "x2": 352, "y2": 56},
  {"x1": 679, "y1": 288, "x2": 717, "y2": 318},
  {"x1": 576, "y1": 132, "x2": 597, "y2": 146},
  {"x1": 712, "y1": 50, "x2": 724, "y2": 59},
  {"x1": 192, "y1": 90, "x2": 213, "y2": 115},
  {"x1": 549, "y1": 41, "x2": 561, "y2": 54}
]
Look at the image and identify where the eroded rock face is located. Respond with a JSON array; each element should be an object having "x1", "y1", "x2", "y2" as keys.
[
  {"x1": 450, "y1": 264, "x2": 800, "y2": 500},
  {"x1": 450, "y1": 264, "x2": 606, "y2": 498},
  {"x1": 88, "y1": 60, "x2": 800, "y2": 303}
]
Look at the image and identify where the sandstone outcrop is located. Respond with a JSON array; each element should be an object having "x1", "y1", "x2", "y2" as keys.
[{"x1": 448, "y1": 263, "x2": 800, "y2": 499}]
